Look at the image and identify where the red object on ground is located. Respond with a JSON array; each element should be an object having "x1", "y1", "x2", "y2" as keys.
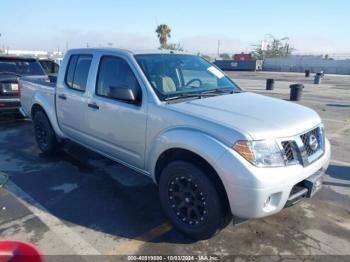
[
  {"x1": 233, "y1": 52, "x2": 252, "y2": 61},
  {"x1": 0, "y1": 241, "x2": 45, "y2": 262}
]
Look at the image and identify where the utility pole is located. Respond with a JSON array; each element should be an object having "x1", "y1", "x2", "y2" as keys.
[
  {"x1": 0, "y1": 33, "x2": 2, "y2": 53},
  {"x1": 217, "y1": 40, "x2": 221, "y2": 58}
]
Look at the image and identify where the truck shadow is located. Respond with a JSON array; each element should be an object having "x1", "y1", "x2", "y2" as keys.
[
  {"x1": 0, "y1": 121, "x2": 195, "y2": 244},
  {"x1": 327, "y1": 164, "x2": 350, "y2": 181},
  {"x1": 0, "y1": 113, "x2": 27, "y2": 125},
  {"x1": 323, "y1": 164, "x2": 350, "y2": 188}
]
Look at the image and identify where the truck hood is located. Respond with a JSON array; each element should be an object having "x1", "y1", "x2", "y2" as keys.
[{"x1": 168, "y1": 92, "x2": 321, "y2": 140}]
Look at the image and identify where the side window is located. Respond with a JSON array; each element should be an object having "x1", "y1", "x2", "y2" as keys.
[
  {"x1": 65, "y1": 55, "x2": 92, "y2": 91},
  {"x1": 65, "y1": 55, "x2": 78, "y2": 88},
  {"x1": 53, "y1": 63, "x2": 59, "y2": 74},
  {"x1": 40, "y1": 61, "x2": 50, "y2": 74},
  {"x1": 96, "y1": 56, "x2": 141, "y2": 103}
]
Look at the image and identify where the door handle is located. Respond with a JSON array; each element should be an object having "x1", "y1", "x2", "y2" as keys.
[
  {"x1": 58, "y1": 94, "x2": 67, "y2": 100},
  {"x1": 88, "y1": 103, "x2": 99, "y2": 110}
]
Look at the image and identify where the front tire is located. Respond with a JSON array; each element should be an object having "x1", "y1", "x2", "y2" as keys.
[
  {"x1": 33, "y1": 110, "x2": 58, "y2": 155},
  {"x1": 159, "y1": 161, "x2": 226, "y2": 240}
]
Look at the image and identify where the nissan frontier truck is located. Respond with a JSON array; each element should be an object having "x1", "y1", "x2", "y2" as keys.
[{"x1": 20, "y1": 48, "x2": 331, "y2": 240}]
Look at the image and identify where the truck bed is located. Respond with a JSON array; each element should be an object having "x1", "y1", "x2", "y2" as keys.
[{"x1": 20, "y1": 78, "x2": 56, "y2": 118}]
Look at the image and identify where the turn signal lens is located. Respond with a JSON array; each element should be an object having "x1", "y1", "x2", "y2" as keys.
[
  {"x1": 233, "y1": 141, "x2": 255, "y2": 162},
  {"x1": 233, "y1": 140, "x2": 285, "y2": 167}
]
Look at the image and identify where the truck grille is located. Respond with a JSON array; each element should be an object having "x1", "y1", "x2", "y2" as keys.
[
  {"x1": 300, "y1": 127, "x2": 320, "y2": 156},
  {"x1": 280, "y1": 126, "x2": 324, "y2": 166},
  {"x1": 282, "y1": 141, "x2": 295, "y2": 161}
]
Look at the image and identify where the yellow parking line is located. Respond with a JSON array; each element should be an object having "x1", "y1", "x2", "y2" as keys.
[{"x1": 107, "y1": 222, "x2": 173, "y2": 255}]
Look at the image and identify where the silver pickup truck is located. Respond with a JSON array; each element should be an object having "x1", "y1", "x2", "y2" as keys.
[{"x1": 20, "y1": 48, "x2": 331, "y2": 240}]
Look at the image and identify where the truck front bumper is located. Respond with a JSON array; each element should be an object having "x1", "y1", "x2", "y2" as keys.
[{"x1": 215, "y1": 138, "x2": 331, "y2": 219}]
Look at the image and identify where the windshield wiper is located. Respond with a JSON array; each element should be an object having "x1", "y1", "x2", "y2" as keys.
[
  {"x1": 201, "y1": 88, "x2": 238, "y2": 94},
  {"x1": 0, "y1": 71, "x2": 21, "y2": 77},
  {"x1": 164, "y1": 92, "x2": 220, "y2": 101},
  {"x1": 164, "y1": 88, "x2": 239, "y2": 102}
]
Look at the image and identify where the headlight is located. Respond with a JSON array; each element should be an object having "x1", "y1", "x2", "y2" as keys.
[{"x1": 233, "y1": 140, "x2": 285, "y2": 167}]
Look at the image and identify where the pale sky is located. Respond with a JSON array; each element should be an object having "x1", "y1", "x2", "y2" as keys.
[{"x1": 1, "y1": 0, "x2": 349, "y2": 55}]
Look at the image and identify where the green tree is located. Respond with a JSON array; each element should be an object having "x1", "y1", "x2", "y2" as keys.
[
  {"x1": 219, "y1": 53, "x2": 231, "y2": 60},
  {"x1": 252, "y1": 35, "x2": 294, "y2": 60},
  {"x1": 155, "y1": 24, "x2": 171, "y2": 49}
]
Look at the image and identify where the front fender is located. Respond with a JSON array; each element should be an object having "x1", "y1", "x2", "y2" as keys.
[
  {"x1": 146, "y1": 127, "x2": 228, "y2": 182},
  {"x1": 32, "y1": 92, "x2": 65, "y2": 139}
]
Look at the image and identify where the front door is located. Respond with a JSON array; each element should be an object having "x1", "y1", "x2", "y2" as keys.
[{"x1": 84, "y1": 55, "x2": 147, "y2": 169}]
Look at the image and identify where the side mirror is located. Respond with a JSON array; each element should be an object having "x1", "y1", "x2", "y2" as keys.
[{"x1": 109, "y1": 86, "x2": 137, "y2": 102}]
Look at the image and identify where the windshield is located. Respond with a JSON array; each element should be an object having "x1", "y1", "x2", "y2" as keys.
[
  {"x1": 135, "y1": 54, "x2": 240, "y2": 100},
  {"x1": 0, "y1": 58, "x2": 46, "y2": 76}
]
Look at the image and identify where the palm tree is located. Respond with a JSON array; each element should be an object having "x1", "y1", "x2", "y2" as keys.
[{"x1": 155, "y1": 24, "x2": 171, "y2": 49}]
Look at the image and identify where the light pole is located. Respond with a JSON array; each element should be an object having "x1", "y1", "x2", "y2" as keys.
[{"x1": 217, "y1": 40, "x2": 221, "y2": 58}]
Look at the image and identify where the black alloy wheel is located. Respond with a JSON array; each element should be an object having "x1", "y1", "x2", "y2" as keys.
[
  {"x1": 33, "y1": 110, "x2": 58, "y2": 154},
  {"x1": 168, "y1": 175, "x2": 208, "y2": 226},
  {"x1": 159, "y1": 161, "x2": 227, "y2": 240}
]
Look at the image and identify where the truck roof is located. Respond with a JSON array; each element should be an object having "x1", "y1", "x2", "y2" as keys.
[
  {"x1": 68, "y1": 47, "x2": 190, "y2": 56},
  {"x1": 0, "y1": 54, "x2": 37, "y2": 60}
]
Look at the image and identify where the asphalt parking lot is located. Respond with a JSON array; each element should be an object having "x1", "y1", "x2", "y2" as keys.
[{"x1": 0, "y1": 71, "x2": 349, "y2": 261}]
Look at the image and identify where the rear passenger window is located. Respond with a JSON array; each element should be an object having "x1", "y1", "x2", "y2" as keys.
[
  {"x1": 65, "y1": 55, "x2": 78, "y2": 88},
  {"x1": 65, "y1": 55, "x2": 92, "y2": 91}
]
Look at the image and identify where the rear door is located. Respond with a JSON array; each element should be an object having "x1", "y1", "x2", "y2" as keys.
[
  {"x1": 56, "y1": 54, "x2": 93, "y2": 143},
  {"x1": 84, "y1": 55, "x2": 148, "y2": 169}
]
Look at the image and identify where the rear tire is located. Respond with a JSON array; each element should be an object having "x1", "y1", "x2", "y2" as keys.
[
  {"x1": 33, "y1": 110, "x2": 58, "y2": 155},
  {"x1": 159, "y1": 161, "x2": 226, "y2": 240}
]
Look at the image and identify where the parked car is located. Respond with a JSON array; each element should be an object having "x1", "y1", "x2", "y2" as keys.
[
  {"x1": 38, "y1": 59, "x2": 60, "y2": 82},
  {"x1": 0, "y1": 55, "x2": 47, "y2": 114},
  {"x1": 20, "y1": 48, "x2": 331, "y2": 240}
]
